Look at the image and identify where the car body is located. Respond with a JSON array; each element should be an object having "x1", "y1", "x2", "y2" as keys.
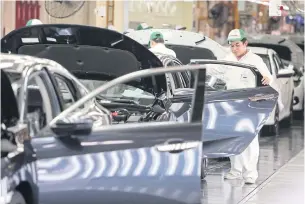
[
  {"x1": 247, "y1": 35, "x2": 304, "y2": 114},
  {"x1": 0, "y1": 53, "x2": 109, "y2": 204},
  {"x1": 249, "y1": 47, "x2": 295, "y2": 135},
  {"x1": 282, "y1": 35, "x2": 304, "y2": 115},
  {"x1": 2, "y1": 25, "x2": 279, "y2": 204},
  {"x1": 284, "y1": 35, "x2": 304, "y2": 53},
  {"x1": 125, "y1": 29, "x2": 229, "y2": 62}
]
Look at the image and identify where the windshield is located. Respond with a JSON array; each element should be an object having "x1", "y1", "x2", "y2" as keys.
[
  {"x1": 80, "y1": 79, "x2": 155, "y2": 105},
  {"x1": 257, "y1": 54, "x2": 272, "y2": 74}
]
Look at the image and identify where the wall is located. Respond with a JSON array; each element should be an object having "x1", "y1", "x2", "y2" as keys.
[
  {"x1": 1, "y1": 0, "x2": 127, "y2": 34},
  {"x1": 40, "y1": 1, "x2": 96, "y2": 26},
  {"x1": 2, "y1": 1, "x2": 16, "y2": 35},
  {"x1": 128, "y1": 0, "x2": 193, "y2": 30}
]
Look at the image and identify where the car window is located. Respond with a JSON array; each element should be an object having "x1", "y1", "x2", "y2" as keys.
[
  {"x1": 205, "y1": 64, "x2": 256, "y2": 89},
  {"x1": 80, "y1": 79, "x2": 155, "y2": 106},
  {"x1": 25, "y1": 74, "x2": 53, "y2": 137},
  {"x1": 272, "y1": 55, "x2": 280, "y2": 74},
  {"x1": 257, "y1": 54, "x2": 272, "y2": 74},
  {"x1": 54, "y1": 75, "x2": 76, "y2": 109},
  {"x1": 274, "y1": 54, "x2": 285, "y2": 70}
]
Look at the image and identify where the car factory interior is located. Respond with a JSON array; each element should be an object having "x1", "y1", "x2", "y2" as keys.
[{"x1": 0, "y1": 0, "x2": 304, "y2": 204}]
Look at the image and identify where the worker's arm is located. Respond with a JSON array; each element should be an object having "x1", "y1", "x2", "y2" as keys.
[{"x1": 255, "y1": 56, "x2": 274, "y2": 85}]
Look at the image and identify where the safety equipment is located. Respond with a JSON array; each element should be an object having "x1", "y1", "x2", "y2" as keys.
[
  {"x1": 148, "y1": 31, "x2": 164, "y2": 48},
  {"x1": 26, "y1": 19, "x2": 42, "y2": 26},
  {"x1": 227, "y1": 29, "x2": 247, "y2": 43},
  {"x1": 136, "y1": 23, "x2": 153, "y2": 30}
]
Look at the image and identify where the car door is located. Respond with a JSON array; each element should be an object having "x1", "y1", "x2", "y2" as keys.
[
  {"x1": 272, "y1": 54, "x2": 292, "y2": 118},
  {"x1": 31, "y1": 70, "x2": 206, "y2": 204},
  {"x1": 30, "y1": 64, "x2": 278, "y2": 204}
]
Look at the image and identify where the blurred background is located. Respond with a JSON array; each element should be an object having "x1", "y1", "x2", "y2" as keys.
[{"x1": 1, "y1": 0, "x2": 304, "y2": 45}]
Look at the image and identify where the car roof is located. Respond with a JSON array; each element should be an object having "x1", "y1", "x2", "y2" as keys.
[
  {"x1": 248, "y1": 46, "x2": 270, "y2": 55},
  {"x1": 0, "y1": 53, "x2": 70, "y2": 75}
]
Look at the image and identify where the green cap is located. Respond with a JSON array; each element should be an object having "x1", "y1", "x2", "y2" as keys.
[
  {"x1": 136, "y1": 23, "x2": 153, "y2": 30},
  {"x1": 148, "y1": 31, "x2": 164, "y2": 48},
  {"x1": 227, "y1": 29, "x2": 247, "y2": 43},
  {"x1": 26, "y1": 19, "x2": 42, "y2": 26}
]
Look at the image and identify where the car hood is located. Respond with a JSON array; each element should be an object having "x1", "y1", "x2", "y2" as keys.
[
  {"x1": 1, "y1": 24, "x2": 166, "y2": 93},
  {"x1": 126, "y1": 29, "x2": 228, "y2": 62}
]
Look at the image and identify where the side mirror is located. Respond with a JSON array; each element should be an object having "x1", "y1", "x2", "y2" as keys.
[
  {"x1": 51, "y1": 118, "x2": 93, "y2": 137},
  {"x1": 276, "y1": 69, "x2": 294, "y2": 78}
]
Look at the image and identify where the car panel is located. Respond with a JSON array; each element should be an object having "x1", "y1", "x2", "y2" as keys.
[{"x1": 1, "y1": 24, "x2": 167, "y2": 94}]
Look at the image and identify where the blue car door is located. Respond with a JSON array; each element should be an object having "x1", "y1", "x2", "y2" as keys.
[{"x1": 31, "y1": 69, "x2": 208, "y2": 204}]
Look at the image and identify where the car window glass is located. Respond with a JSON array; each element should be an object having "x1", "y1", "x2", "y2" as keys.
[
  {"x1": 205, "y1": 64, "x2": 256, "y2": 90},
  {"x1": 26, "y1": 75, "x2": 52, "y2": 137},
  {"x1": 257, "y1": 54, "x2": 272, "y2": 74},
  {"x1": 54, "y1": 76, "x2": 76, "y2": 109},
  {"x1": 272, "y1": 55, "x2": 280, "y2": 74},
  {"x1": 274, "y1": 54, "x2": 285, "y2": 70}
]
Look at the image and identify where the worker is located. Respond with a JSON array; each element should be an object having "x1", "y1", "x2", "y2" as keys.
[
  {"x1": 26, "y1": 19, "x2": 42, "y2": 26},
  {"x1": 221, "y1": 29, "x2": 283, "y2": 184},
  {"x1": 136, "y1": 23, "x2": 153, "y2": 30},
  {"x1": 148, "y1": 31, "x2": 176, "y2": 58}
]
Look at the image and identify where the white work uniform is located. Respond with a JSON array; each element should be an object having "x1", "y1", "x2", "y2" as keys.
[
  {"x1": 215, "y1": 49, "x2": 282, "y2": 181},
  {"x1": 149, "y1": 44, "x2": 176, "y2": 58}
]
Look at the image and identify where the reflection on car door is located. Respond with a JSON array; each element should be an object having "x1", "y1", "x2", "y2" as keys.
[{"x1": 31, "y1": 70, "x2": 208, "y2": 204}]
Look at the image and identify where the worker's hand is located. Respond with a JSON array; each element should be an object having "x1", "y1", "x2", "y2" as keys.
[{"x1": 261, "y1": 76, "x2": 271, "y2": 85}]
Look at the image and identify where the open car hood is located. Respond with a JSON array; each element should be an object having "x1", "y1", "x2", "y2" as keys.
[
  {"x1": 1, "y1": 24, "x2": 167, "y2": 93},
  {"x1": 126, "y1": 29, "x2": 228, "y2": 63}
]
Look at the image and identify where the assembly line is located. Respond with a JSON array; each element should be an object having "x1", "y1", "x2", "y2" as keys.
[{"x1": 1, "y1": 10, "x2": 304, "y2": 204}]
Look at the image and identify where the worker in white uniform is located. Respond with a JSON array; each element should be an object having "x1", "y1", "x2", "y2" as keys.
[
  {"x1": 222, "y1": 29, "x2": 283, "y2": 184},
  {"x1": 148, "y1": 31, "x2": 176, "y2": 58}
]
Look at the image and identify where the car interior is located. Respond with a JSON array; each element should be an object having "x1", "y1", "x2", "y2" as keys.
[{"x1": 1, "y1": 70, "x2": 19, "y2": 157}]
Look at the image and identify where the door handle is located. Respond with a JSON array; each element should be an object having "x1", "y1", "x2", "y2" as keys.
[
  {"x1": 155, "y1": 139, "x2": 199, "y2": 153},
  {"x1": 249, "y1": 94, "x2": 276, "y2": 102}
]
